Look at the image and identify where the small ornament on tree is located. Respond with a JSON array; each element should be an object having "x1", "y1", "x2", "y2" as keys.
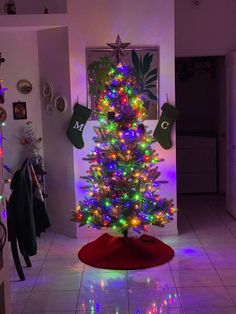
[
  {"x1": 72, "y1": 36, "x2": 176, "y2": 269},
  {"x1": 20, "y1": 121, "x2": 42, "y2": 157}
]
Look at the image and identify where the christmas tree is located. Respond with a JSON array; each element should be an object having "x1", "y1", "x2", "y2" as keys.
[{"x1": 72, "y1": 53, "x2": 175, "y2": 237}]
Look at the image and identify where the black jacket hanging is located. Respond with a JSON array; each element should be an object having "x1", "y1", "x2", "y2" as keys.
[{"x1": 7, "y1": 159, "x2": 50, "y2": 256}]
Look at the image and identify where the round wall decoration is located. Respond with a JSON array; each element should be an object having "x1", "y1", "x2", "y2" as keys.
[
  {"x1": 0, "y1": 106, "x2": 7, "y2": 122},
  {"x1": 54, "y1": 96, "x2": 67, "y2": 113},
  {"x1": 42, "y1": 82, "x2": 53, "y2": 103},
  {"x1": 17, "y1": 79, "x2": 32, "y2": 94}
]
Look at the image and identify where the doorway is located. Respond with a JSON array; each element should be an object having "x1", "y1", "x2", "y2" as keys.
[{"x1": 175, "y1": 56, "x2": 226, "y2": 196}]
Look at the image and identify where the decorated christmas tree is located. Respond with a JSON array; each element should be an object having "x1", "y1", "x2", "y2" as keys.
[{"x1": 72, "y1": 38, "x2": 176, "y2": 240}]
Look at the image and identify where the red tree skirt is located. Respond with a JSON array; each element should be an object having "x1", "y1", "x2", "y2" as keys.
[{"x1": 78, "y1": 233, "x2": 174, "y2": 270}]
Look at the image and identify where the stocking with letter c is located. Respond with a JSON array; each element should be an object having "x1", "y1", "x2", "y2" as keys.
[{"x1": 153, "y1": 103, "x2": 179, "y2": 150}]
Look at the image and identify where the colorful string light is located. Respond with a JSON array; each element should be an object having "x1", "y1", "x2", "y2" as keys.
[{"x1": 72, "y1": 63, "x2": 175, "y2": 234}]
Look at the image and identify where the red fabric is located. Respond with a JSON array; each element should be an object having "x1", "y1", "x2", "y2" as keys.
[{"x1": 78, "y1": 233, "x2": 174, "y2": 270}]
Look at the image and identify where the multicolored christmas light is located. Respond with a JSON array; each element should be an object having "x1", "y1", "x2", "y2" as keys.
[{"x1": 72, "y1": 63, "x2": 175, "y2": 235}]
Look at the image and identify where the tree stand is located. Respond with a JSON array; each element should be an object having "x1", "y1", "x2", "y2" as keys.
[{"x1": 78, "y1": 233, "x2": 174, "y2": 270}]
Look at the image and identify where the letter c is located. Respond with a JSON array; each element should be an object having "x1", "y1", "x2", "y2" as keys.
[{"x1": 161, "y1": 121, "x2": 169, "y2": 129}]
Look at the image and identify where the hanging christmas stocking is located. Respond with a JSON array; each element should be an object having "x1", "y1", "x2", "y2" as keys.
[
  {"x1": 153, "y1": 103, "x2": 179, "y2": 150},
  {"x1": 66, "y1": 103, "x2": 92, "y2": 149}
]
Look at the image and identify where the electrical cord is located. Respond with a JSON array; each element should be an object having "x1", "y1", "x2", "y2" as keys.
[{"x1": 0, "y1": 220, "x2": 6, "y2": 252}]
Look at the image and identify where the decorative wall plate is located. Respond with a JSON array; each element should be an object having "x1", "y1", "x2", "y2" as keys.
[
  {"x1": 42, "y1": 82, "x2": 53, "y2": 103},
  {"x1": 54, "y1": 96, "x2": 67, "y2": 113},
  {"x1": 0, "y1": 106, "x2": 7, "y2": 122},
  {"x1": 17, "y1": 79, "x2": 32, "y2": 94}
]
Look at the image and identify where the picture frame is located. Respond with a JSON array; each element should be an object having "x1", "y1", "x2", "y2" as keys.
[
  {"x1": 13, "y1": 101, "x2": 27, "y2": 120},
  {"x1": 54, "y1": 96, "x2": 67, "y2": 113},
  {"x1": 17, "y1": 79, "x2": 32, "y2": 94},
  {"x1": 86, "y1": 47, "x2": 159, "y2": 120},
  {"x1": 42, "y1": 82, "x2": 53, "y2": 103}
]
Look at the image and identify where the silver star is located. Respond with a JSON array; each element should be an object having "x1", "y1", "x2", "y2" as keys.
[{"x1": 106, "y1": 35, "x2": 130, "y2": 63}]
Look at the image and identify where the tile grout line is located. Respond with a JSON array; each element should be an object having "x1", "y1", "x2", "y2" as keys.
[
  {"x1": 21, "y1": 232, "x2": 56, "y2": 313},
  {"x1": 126, "y1": 270, "x2": 131, "y2": 314},
  {"x1": 169, "y1": 259, "x2": 186, "y2": 313},
  {"x1": 183, "y1": 197, "x2": 236, "y2": 308},
  {"x1": 171, "y1": 207, "x2": 203, "y2": 314},
  {"x1": 13, "y1": 196, "x2": 236, "y2": 313},
  {"x1": 75, "y1": 248, "x2": 85, "y2": 313},
  {"x1": 206, "y1": 196, "x2": 236, "y2": 307}
]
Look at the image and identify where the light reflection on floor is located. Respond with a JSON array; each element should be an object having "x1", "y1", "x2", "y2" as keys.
[{"x1": 10, "y1": 195, "x2": 236, "y2": 313}]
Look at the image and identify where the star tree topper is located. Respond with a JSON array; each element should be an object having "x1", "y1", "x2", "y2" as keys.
[{"x1": 106, "y1": 34, "x2": 131, "y2": 63}]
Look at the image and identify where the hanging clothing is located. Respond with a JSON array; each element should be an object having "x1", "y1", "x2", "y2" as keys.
[{"x1": 7, "y1": 159, "x2": 50, "y2": 256}]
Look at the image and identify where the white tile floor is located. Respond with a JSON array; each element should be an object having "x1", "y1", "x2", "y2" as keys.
[{"x1": 9, "y1": 194, "x2": 236, "y2": 314}]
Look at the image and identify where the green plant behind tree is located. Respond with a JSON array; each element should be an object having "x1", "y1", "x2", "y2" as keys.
[
  {"x1": 131, "y1": 50, "x2": 157, "y2": 102},
  {"x1": 88, "y1": 56, "x2": 115, "y2": 98}
]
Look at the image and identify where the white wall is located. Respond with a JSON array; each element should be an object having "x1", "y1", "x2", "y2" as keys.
[
  {"x1": 175, "y1": 0, "x2": 236, "y2": 57},
  {"x1": 67, "y1": 0, "x2": 178, "y2": 236},
  {"x1": 175, "y1": 0, "x2": 231, "y2": 194},
  {"x1": 0, "y1": 31, "x2": 43, "y2": 172},
  {"x1": 0, "y1": 0, "x2": 67, "y2": 15},
  {"x1": 37, "y1": 27, "x2": 76, "y2": 237}
]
